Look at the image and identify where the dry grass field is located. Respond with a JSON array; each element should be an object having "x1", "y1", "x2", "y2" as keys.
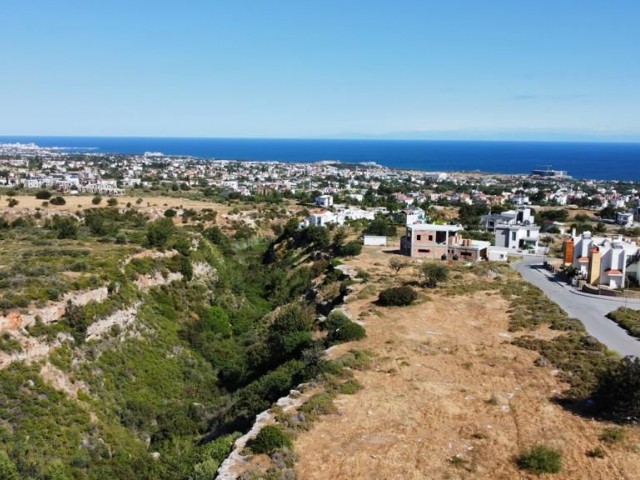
[{"x1": 295, "y1": 247, "x2": 640, "y2": 480}]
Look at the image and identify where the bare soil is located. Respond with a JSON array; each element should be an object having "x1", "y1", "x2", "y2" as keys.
[{"x1": 295, "y1": 247, "x2": 640, "y2": 480}]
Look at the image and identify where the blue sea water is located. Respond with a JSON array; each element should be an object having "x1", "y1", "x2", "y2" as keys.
[{"x1": 1, "y1": 136, "x2": 639, "y2": 181}]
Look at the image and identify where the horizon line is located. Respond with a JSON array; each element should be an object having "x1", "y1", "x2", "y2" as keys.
[{"x1": 2, "y1": 134, "x2": 640, "y2": 145}]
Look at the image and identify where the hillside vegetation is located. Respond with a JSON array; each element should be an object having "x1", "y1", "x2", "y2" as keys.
[{"x1": 0, "y1": 207, "x2": 358, "y2": 479}]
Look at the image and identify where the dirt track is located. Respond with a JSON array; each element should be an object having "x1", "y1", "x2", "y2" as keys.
[{"x1": 295, "y1": 248, "x2": 640, "y2": 480}]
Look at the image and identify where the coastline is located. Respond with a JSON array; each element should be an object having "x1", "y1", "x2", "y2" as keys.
[{"x1": 1, "y1": 136, "x2": 640, "y2": 181}]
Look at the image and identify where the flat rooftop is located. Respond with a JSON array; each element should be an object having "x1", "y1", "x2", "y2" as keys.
[{"x1": 407, "y1": 223, "x2": 463, "y2": 232}]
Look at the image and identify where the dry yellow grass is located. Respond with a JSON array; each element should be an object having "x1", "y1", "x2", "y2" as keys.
[{"x1": 295, "y1": 247, "x2": 640, "y2": 480}]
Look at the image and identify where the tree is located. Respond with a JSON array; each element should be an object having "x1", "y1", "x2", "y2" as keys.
[
  {"x1": 339, "y1": 240, "x2": 362, "y2": 257},
  {"x1": 538, "y1": 209, "x2": 569, "y2": 223},
  {"x1": 592, "y1": 356, "x2": 640, "y2": 423},
  {"x1": 35, "y1": 189, "x2": 52, "y2": 199},
  {"x1": 458, "y1": 204, "x2": 489, "y2": 230},
  {"x1": 52, "y1": 216, "x2": 78, "y2": 239},
  {"x1": 247, "y1": 426, "x2": 292, "y2": 454},
  {"x1": 389, "y1": 257, "x2": 410, "y2": 275},
  {"x1": 377, "y1": 286, "x2": 417, "y2": 306},
  {"x1": 364, "y1": 215, "x2": 396, "y2": 237},
  {"x1": 84, "y1": 210, "x2": 107, "y2": 235},
  {"x1": 419, "y1": 262, "x2": 448, "y2": 288},
  {"x1": 145, "y1": 217, "x2": 175, "y2": 248},
  {"x1": 593, "y1": 222, "x2": 607, "y2": 234},
  {"x1": 600, "y1": 205, "x2": 618, "y2": 220}
]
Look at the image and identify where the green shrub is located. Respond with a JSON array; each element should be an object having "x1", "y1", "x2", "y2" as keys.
[
  {"x1": 107, "y1": 197, "x2": 118, "y2": 207},
  {"x1": 145, "y1": 217, "x2": 175, "y2": 248},
  {"x1": 340, "y1": 240, "x2": 362, "y2": 257},
  {"x1": 377, "y1": 286, "x2": 417, "y2": 306},
  {"x1": 592, "y1": 356, "x2": 640, "y2": 423},
  {"x1": 0, "y1": 450, "x2": 19, "y2": 480},
  {"x1": 419, "y1": 262, "x2": 448, "y2": 287},
  {"x1": 247, "y1": 425, "x2": 292, "y2": 454},
  {"x1": 517, "y1": 444, "x2": 562, "y2": 475},
  {"x1": 607, "y1": 308, "x2": 640, "y2": 339},
  {"x1": 329, "y1": 321, "x2": 366, "y2": 343},
  {"x1": 50, "y1": 196, "x2": 66, "y2": 206},
  {"x1": 336, "y1": 379, "x2": 362, "y2": 395},
  {"x1": 299, "y1": 392, "x2": 337, "y2": 419},
  {"x1": 52, "y1": 216, "x2": 78, "y2": 239},
  {"x1": 0, "y1": 333, "x2": 22, "y2": 354},
  {"x1": 35, "y1": 190, "x2": 52, "y2": 200},
  {"x1": 599, "y1": 427, "x2": 625, "y2": 444},
  {"x1": 325, "y1": 310, "x2": 366, "y2": 344},
  {"x1": 91, "y1": 195, "x2": 102, "y2": 205}
]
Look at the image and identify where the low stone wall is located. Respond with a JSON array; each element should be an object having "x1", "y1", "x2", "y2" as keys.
[{"x1": 581, "y1": 284, "x2": 640, "y2": 299}]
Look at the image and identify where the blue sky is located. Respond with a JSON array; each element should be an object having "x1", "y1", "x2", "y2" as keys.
[{"x1": 1, "y1": 1, "x2": 639, "y2": 140}]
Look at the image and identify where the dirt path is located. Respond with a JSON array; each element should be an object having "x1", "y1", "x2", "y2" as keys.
[{"x1": 295, "y1": 248, "x2": 640, "y2": 480}]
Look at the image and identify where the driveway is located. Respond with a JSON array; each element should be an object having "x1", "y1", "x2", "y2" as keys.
[{"x1": 512, "y1": 256, "x2": 640, "y2": 358}]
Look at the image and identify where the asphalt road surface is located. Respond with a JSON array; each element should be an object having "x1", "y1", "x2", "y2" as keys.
[{"x1": 513, "y1": 256, "x2": 640, "y2": 358}]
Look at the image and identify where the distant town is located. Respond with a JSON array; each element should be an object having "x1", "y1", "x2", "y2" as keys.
[{"x1": 1, "y1": 141, "x2": 639, "y2": 290}]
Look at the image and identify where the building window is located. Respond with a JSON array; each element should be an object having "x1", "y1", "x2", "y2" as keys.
[
  {"x1": 416, "y1": 235, "x2": 421, "y2": 241},
  {"x1": 511, "y1": 231, "x2": 517, "y2": 241},
  {"x1": 428, "y1": 235, "x2": 433, "y2": 241},
  {"x1": 418, "y1": 249, "x2": 430, "y2": 253}
]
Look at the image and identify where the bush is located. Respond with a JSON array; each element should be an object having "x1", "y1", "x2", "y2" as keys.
[
  {"x1": 377, "y1": 286, "x2": 417, "y2": 306},
  {"x1": 592, "y1": 356, "x2": 640, "y2": 423},
  {"x1": 247, "y1": 425, "x2": 292, "y2": 454},
  {"x1": 420, "y1": 262, "x2": 448, "y2": 287},
  {"x1": 599, "y1": 427, "x2": 625, "y2": 444},
  {"x1": 35, "y1": 190, "x2": 52, "y2": 200},
  {"x1": 164, "y1": 208, "x2": 177, "y2": 218},
  {"x1": 517, "y1": 444, "x2": 562, "y2": 475},
  {"x1": 107, "y1": 198, "x2": 118, "y2": 207},
  {"x1": 7, "y1": 198, "x2": 18, "y2": 208},
  {"x1": 91, "y1": 195, "x2": 102, "y2": 205},
  {"x1": 50, "y1": 196, "x2": 66, "y2": 206},
  {"x1": 325, "y1": 310, "x2": 366, "y2": 344},
  {"x1": 339, "y1": 240, "x2": 362, "y2": 257},
  {"x1": 606, "y1": 308, "x2": 640, "y2": 339},
  {"x1": 52, "y1": 216, "x2": 78, "y2": 239},
  {"x1": 145, "y1": 217, "x2": 175, "y2": 248},
  {"x1": 0, "y1": 450, "x2": 19, "y2": 480},
  {"x1": 329, "y1": 320, "x2": 366, "y2": 343}
]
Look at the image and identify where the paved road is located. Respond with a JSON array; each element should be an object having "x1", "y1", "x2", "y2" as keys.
[{"x1": 512, "y1": 256, "x2": 640, "y2": 358}]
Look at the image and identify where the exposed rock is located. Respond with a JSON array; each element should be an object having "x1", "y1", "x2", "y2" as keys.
[
  {"x1": 215, "y1": 385, "x2": 315, "y2": 480},
  {"x1": 86, "y1": 303, "x2": 141, "y2": 341},
  {"x1": 40, "y1": 362, "x2": 87, "y2": 398},
  {"x1": 135, "y1": 271, "x2": 183, "y2": 291}
]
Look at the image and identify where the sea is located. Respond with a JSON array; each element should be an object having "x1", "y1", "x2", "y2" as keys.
[{"x1": 1, "y1": 136, "x2": 639, "y2": 182}]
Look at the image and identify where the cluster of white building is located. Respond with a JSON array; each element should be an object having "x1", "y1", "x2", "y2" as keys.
[{"x1": 563, "y1": 231, "x2": 640, "y2": 289}]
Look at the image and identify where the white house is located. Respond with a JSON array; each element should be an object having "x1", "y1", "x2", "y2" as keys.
[
  {"x1": 616, "y1": 212, "x2": 634, "y2": 227},
  {"x1": 494, "y1": 224, "x2": 540, "y2": 250},
  {"x1": 481, "y1": 207, "x2": 534, "y2": 232},
  {"x1": 315, "y1": 195, "x2": 334, "y2": 208},
  {"x1": 565, "y1": 231, "x2": 640, "y2": 289}
]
